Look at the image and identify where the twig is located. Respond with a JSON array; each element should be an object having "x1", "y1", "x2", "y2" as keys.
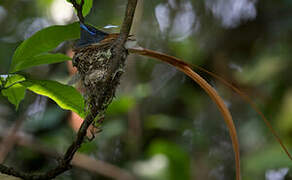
[
  {"x1": 107, "y1": 0, "x2": 138, "y2": 81},
  {"x1": 69, "y1": 0, "x2": 85, "y2": 23},
  {"x1": 0, "y1": 130, "x2": 137, "y2": 180},
  {"x1": 0, "y1": 80, "x2": 26, "y2": 91},
  {"x1": 0, "y1": 1, "x2": 138, "y2": 179},
  {"x1": 0, "y1": 116, "x2": 25, "y2": 163},
  {"x1": 72, "y1": 154, "x2": 136, "y2": 180},
  {"x1": 118, "y1": 0, "x2": 138, "y2": 44}
]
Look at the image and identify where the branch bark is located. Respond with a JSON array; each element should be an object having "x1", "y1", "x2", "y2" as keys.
[
  {"x1": 0, "y1": 116, "x2": 24, "y2": 163},
  {"x1": 69, "y1": 0, "x2": 85, "y2": 23},
  {"x1": 0, "y1": 130, "x2": 136, "y2": 180},
  {"x1": 107, "y1": 0, "x2": 138, "y2": 80}
]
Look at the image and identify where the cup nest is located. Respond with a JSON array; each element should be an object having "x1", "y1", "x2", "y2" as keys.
[{"x1": 72, "y1": 41, "x2": 128, "y2": 115}]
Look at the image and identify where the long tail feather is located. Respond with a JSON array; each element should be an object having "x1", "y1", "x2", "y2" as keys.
[
  {"x1": 191, "y1": 64, "x2": 292, "y2": 160},
  {"x1": 129, "y1": 48, "x2": 241, "y2": 180}
]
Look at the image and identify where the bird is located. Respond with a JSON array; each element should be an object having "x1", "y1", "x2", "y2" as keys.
[{"x1": 75, "y1": 23, "x2": 120, "y2": 48}]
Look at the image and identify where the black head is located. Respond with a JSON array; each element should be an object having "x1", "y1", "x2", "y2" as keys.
[{"x1": 76, "y1": 23, "x2": 109, "y2": 48}]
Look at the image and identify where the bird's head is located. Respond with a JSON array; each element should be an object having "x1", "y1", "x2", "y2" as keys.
[{"x1": 76, "y1": 23, "x2": 109, "y2": 48}]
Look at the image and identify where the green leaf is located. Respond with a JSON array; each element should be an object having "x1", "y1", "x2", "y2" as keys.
[
  {"x1": 13, "y1": 53, "x2": 72, "y2": 72},
  {"x1": 10, "y1": 22, "x2": 80, "y2": 73},
  {"x1": 0, "y1": 75, "x2": 7, "y2": 86},
  {"x1": 2, "y1": 85, "x2": 26, "y2": 110},
  {"x1": 21, "y1": 79, "x2": 85, "y2": 118},
  {"x1": 67, "y1": 0, "x2": 93, "y2": 17},
  {"x1": 1, "y1": 74, "x2": 26, "y2": 87},
  {"x1": 78, "y1": 0, "x2": 93, "y2": 17},
  {"x1": 1, "y1": 74, "x2": 26, "y2": 110}
]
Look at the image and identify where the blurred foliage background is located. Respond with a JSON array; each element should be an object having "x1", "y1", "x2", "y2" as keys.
[{"x1": 0, "y1": 0, "x2": 292, "y2": 179}]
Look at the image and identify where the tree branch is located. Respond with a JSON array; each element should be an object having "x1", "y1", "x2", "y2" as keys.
[
  {"x1": 0, "y1": 129, "x2": 137, "y2": 180},
  {"x1": 0, "y1": 115, "x2": 24, "y2": 163},
  {"x1": 119, "y1": 0, "x2": 138, "y2": 44},
  {"x1": 107, "y1": 0, "x2": 138, "y2": 81},
  {"x1": 69, "y1": 0, "x2": 85, "y2": 23}
]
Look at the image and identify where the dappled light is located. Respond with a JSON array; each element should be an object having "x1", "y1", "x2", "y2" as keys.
[
  {"x1": 50, "y1": 0, "x2": 74, "y2": 24},
  {"x1": 205, "y1": 0, "x2": 257, "y2": 28}
]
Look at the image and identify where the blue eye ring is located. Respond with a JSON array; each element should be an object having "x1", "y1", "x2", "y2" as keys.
[{"x1": 80, "y1": 23, "x2": 96, "y2": 36}]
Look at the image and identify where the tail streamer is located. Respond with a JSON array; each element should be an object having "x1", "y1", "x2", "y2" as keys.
[{"x1": 129, "y1": 47, "x2": 241, "y2": 180}]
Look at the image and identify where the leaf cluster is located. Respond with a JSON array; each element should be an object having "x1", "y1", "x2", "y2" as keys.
[{"x1": 1, "y1": 0, "x2": 94, "y2": 118}]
